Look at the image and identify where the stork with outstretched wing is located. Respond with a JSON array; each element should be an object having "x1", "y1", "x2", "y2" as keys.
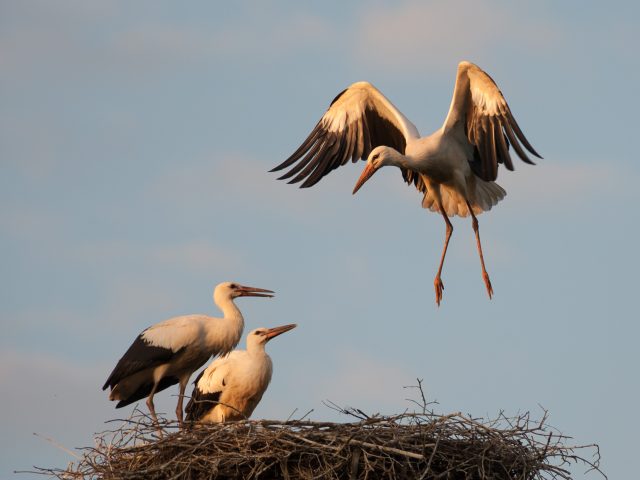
[{"x1": 272, "y1": 61, "x2": 541, "y2": 306}]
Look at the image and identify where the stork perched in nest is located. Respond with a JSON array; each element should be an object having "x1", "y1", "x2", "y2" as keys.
[
  {"x1": 185, "y1": 324, "x2": 297, "y2": 423},
  {"x1": 272, "y1": 61, "x2": 541, "y2": 306},
  {"x1": 102, "y1": 282, "x2": 274, "y2": 426}
]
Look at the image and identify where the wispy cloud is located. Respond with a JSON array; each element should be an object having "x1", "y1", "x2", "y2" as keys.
[
  {"x1": 0, "y1": 1, "x2": 115, "y2": 76},
  {"x1": 0, "y1": 204, "x2": 61, "y2": 242},
  {"x1": 0, "y1": 350, "x2": 110, "y2": 472},
  {"x1": 147, "y1": 241, "x2": 243, "y2": 272},
  {"x1": 352, "y1": 0, "x2": 560, "y2": 72},
  {"x1": 107, "y1": 10, "x2": 336, "y2": 71},
  {"x1": 0, "y1": 3, "x2": 336, "y2": 82},
  {"x1": 0, "y1": 112, "x2": 66, "y2": 181},
  {"x1": 70, "y1": 238, "x2": 243, "y2": 274},
  {"x1": 498, "y1": 160, "x2": 635, "y2": 213},
  {"x1": 143, "y1": 152, "x2": 375, "y2": 223},
  {"x1": 201, "y1": 11, "x2": 336, "y2": 60},
  {"x1": 65, "y1": 239, "x2": 245, "y2": 325},
  {"x1": 0, "y1": 348, "x2": 181, "y2": 474},
  {"x1": 312, "y1": 349, "x2": 416, "y2": 415}
]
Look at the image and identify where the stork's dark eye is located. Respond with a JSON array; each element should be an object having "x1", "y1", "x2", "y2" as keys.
[
  {"x1": 229, "y1": 283, "x2": 238, "y2": 289},
  {"x1": 372, "y1": 153, "x2": 379, "y2": 161}
]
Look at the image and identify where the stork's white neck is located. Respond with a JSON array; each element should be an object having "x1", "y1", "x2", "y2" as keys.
[
  {"x1": 403, "y1": 134, "x2": 449, "y2": 172},
  {"x1": 378, "y1": 146, "x2": 414, "y2": 171},
  {"x1": 247, "y1": 341, "x2": 268, "y2": 356},
  {"x1": 215, "y1": 295, "x2": 243, "y2": 320},
  {"x1": 381, "y1": 147, "x2": 407, "y2": 166},
  {"x1": 210, "y1": 296, "x2": 245, "y2": 354}
]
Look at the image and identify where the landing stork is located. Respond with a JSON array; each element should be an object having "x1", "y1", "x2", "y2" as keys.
[
  {"x1": 271, "y1": 61, "x2": 541, "y2": 306},
  {"x1": 102, "y1": 282, "x2": 274, "y2": 425},
  {"x1": 185, "y1": 324, "x2": 297, "y2": 423}
]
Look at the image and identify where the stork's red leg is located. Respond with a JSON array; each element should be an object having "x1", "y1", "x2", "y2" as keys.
[
  {"x1": 146, "y1": 382, "x2": 163, "y2": 435},
  {"x1": 175, "y1": 379, "x2": 188, "y2": 427},
  {"x1": 434, "y1": 209, "x2": 453, "y2": 306},
  {"x1": 466, "y1": 201, "x2": 493, "y2": 299}
]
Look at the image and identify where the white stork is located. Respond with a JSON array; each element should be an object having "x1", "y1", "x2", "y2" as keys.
[
  {"x1": 271, "y1": 61, "x2": 541, "y2": 306},
  {"x1": 102, "y1": 282, "x2": 274, "y2": 425},
  {"x1": 185, "y1": 323, "x2": 297, "y2": 423}
]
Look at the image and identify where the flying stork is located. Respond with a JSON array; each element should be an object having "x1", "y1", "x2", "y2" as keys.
[
  {"x1": 102, "y1": 282, "x2": 274, "y2": 426},
  {"x1": 185, "y1": 323, "x2": 297, "y2": 423},
  {"x1": 271, "y1": 61, "x2": 541, "y2": 306}
]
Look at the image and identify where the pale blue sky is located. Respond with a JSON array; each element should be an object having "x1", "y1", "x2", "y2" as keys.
[{"x1": 2, "y1": 1, "x2": 639, "y2": 478}]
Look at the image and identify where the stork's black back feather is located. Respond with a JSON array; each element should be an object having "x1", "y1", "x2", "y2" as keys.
[
  {"x1": 102, "y1": 333, "x2": 178, "y2": 390},
  {"x1": 185, "y1": 370, "x2": 222, "y2": 422}
]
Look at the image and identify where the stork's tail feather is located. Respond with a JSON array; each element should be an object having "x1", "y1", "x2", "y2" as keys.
[
  {"x1": 473, "y1": 180, "x2": 506, "y2": 214},
  {"x1": 422, "y1": 180, "x2": 505, "y2": 217}
]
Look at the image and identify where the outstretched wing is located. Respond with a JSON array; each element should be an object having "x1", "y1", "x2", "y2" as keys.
[
  {"x1": 443, "y1": 61, "x2": 542, "y2": 182},
  {"x1": 185, "y1": 355, "x2": 234, "y2": 422},
  {"x1": 272, "y1": 81, "x2": 420, "y2": 188}
]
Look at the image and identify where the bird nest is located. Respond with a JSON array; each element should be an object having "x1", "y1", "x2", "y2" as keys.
[{"x1": 32, "y1": 395, "x2": 604, "y2": 480}]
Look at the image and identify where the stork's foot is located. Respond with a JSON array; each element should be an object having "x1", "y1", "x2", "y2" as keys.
[
  {"x1": 434, "y1": 276, "x2": 445, "y2": 307},
  {"x1": 482, "y1": 270, "x2": 493, "y2": 299},
  {"x1": 150, "y1": 417, "x2": 163, "y2": 438},
  {"x1": 176, "y1": 409, "x2": 185, "y2": 429}
]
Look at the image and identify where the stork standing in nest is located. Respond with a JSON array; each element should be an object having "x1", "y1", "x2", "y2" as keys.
[
  {"x1": 185, "y1": 324, "x2": 297, "y2": 423},
  {"x1": 271, "y1": 61, "x2": 541, "y2": 306},
  {"x1": 102, "y1": 282, "x2": 274, "y2": 426}
]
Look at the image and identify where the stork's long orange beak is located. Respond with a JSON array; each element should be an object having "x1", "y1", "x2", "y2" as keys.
[
  {"x1": 237, "y1": 285, "x2": 275, "y2": 298},
  {"x1": 264, "y1": 323, "x2": 297, "y2": 341},
  {"x1": 352, "y1": 163, "x2": 378, "y2": 194}
]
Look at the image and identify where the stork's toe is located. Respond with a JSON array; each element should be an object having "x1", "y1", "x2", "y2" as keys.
[
  {"x1": 434, "y1": 276, "x2": 445, "y2": 307},
  {"x1": 482, "y1": 271, "x2": 493, "y2": 299}
]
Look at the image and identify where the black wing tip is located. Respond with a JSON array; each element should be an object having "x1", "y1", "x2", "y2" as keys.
[
  {"x1": 519, "y1": 146, "x2": 541, "y2": 162},
  {"x1": 300, "y1": 177, "x2": 322, "y2": 188},
  {"x1": 506, "y1": 109, "x2": 543, "y2": 160},
  {"x1": 329, "y1": 88, "x2": 348, "y2": 107},
  {"x1": 270, "y1": 157, "x2": 297, "y2": 173},
  {"x1": 523, "y1": 142, "x2": 542, "y2": 160},
  {"x1": 192, "y1": 369, "x2": 205, "y2": 385},
  {"x1": 102, "y1": 374, "x2": 116, "y2": 391}
]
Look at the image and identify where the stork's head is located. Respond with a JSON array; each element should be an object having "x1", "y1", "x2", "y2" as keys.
[
  {"x1": 214, "y1": 282, "x2": 274, "y2": 303},
  {"x1": 352, "y1": 146, "x2": 398, "y2": 194},
  {"x1": 247, "y1": 323, "x2": 297, "y2": 350}
]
